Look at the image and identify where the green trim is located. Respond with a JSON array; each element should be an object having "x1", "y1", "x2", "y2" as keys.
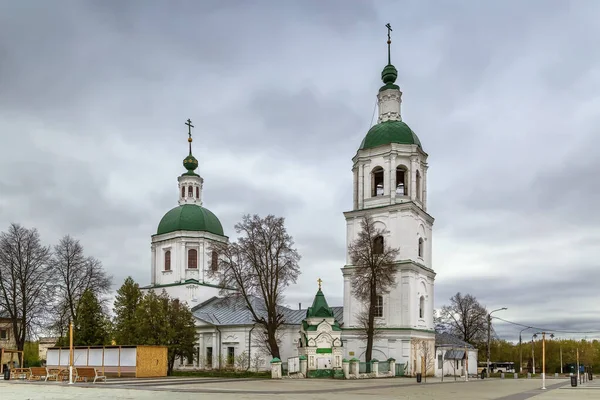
[
  {"x1": 299, "y1": 355, "x2": 307, "y2": 361},
  {"x1": 270, "y1": 357, "x2": 281, "y2": 363},
  {"x1": 141, "y1": 279, "x2": 234, "y2": 291},
  {"x1": 343, "y1": 259, "x2": 435, "y2": 275},
  {"x1": 342, "y1": 327, "x2": 436, "y2": 334},
  {"x1": 316, "y1": 348, "x2": 332, "y2": 354},
  {"x1": 343, "y1": 201, "x2": 435, "y2": 224}
]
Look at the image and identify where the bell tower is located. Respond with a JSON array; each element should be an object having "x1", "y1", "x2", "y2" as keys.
[{"x1": 341, "y1": 24, "x2": 436, "y2": 375}]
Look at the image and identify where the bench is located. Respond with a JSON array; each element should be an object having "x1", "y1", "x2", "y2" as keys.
[
  {"x1": 10, "y1": 368, "x2": 30, "y2": 380},
  {"x1": 28, "y1": 367, "x2": 47, "y2": 381},
  {"x1": 75, "y1": 367, "x2": 106, "y2": 383}
]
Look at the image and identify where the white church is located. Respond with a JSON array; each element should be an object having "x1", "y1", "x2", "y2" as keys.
[{"x1": 142, "y1": 36, "x2": 438, "y2": 376}]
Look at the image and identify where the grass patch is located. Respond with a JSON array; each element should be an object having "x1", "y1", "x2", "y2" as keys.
[{"x1": 172, "y1": 370, "x2": 270, "y2": 379}]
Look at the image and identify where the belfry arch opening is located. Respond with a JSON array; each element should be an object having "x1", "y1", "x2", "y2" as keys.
[
  {"x1": 373, "y1": 235, "x2": 384, "y2": 254},
  {"x1": 188, "y1": 186, "x2": 193, "y2": 197},
  {"x1": 396, "y1": 165, "x2": 408, "y2": 196},
  {"x1": 419, "y1": 295, "x2": 425, "y2": 319},
  {"x1": 371, "y1": 167, "x2": 384, "y2": 197},
  {"x1": 416, "y1": 170, "x2": 422, "y2": 201}
]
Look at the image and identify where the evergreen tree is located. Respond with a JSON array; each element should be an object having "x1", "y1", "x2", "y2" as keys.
[
  {"x1": 165, "y1": 298, "x2": 197, "y2": 374},
  {"x1": 74, "y1": 289, "x2": 110, "y2": 346},
  {"x1": 133, "y1": 290, "x2": 196, "y2": 375},
  {"x1": 112, "y1": 276, "x2": 143, "y2": 345}
]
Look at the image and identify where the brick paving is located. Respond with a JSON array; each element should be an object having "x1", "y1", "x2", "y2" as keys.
[{"x1": 0, "y1": 376, "x2": 587, "y2": 400}]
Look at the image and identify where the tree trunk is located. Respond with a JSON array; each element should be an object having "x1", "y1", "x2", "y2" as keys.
[
  {"x1": 365, "y1": 281, "x2": 377, "y2": 367},
  {"x1": 268, "y1": 327, "x2": 281, "y2": 359}
]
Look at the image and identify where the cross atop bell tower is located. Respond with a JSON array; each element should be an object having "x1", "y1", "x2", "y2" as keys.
[{"x1": 178, "y1": 119, "x2": 204, "y2": 206}]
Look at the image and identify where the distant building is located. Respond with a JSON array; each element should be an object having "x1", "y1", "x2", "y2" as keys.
[
  {"x1": 434, "y1": 332, "x2": 478, "y2": 378},
  {"x1": 38, "y1": 337, "x2": 59, "y2": 363}
]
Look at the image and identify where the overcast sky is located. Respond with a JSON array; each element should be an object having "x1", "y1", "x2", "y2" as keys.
[{"x1": 1, "y1": 0, "x2": 599, "y2": 342}]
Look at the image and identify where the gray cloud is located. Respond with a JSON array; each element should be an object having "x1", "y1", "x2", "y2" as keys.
[{"x1": 1, "y1": 0, "x2": 599, "y2": 339}]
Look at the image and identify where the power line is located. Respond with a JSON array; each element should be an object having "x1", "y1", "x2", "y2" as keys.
[{"x1": 492, "y1": 316, "x2": 600, "y2": 335}]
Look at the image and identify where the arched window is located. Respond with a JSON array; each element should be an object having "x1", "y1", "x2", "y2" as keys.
[
  {"x1": 188, "y1": 186, "x2": 193, "y2": 197},
  {"x1": 164, "y1": 250, "x2": 171, "y2": 271},
  {"x1": 196, "y1": 187, "x2": 199, "y2": 198},
  {"x1": 373, "y1": 235, "x2": 384, "y2": 255},
  {"x1": 396, "y1": 166, "x2": 408, "y2": 196},
  {"x1": 188, "y1": 249, "x2": 198, "y2": 269},
  {"x1": 418, "y1": 238, "x2": 424, "y2": 258},
  {"x1": 211, "y1": 250, "x2": 219, "y2": 272},
  {"x1": 375, "y1": 295, "x2": 384, "y2": 318},
  {"x1": 181, "y1": 187, "x2": 185, "y2": 198},
  {"x1": 419, "y1": 296, "x2": 425, "y2": 319},
  {"x1": 371, "y1": 167, "x2": 384, "y2": 197},
  {"x1": 416, "y1": 170, "x2": 421, "y2": 201}
]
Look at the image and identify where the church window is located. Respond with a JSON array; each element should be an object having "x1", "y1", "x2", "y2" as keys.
[
  {"x1": 375, "y1": 295, "x2": 384, "y2": 318},
  {"x1": 0, "y1": 328, "x2": 7, "y2": 339},
  {"x1": 373, "y1": 236, "x2": 384, "y2": 255},
  {"x1": 227, "y1": 347, "x2": 235, "y2": 366},
  {"x1": 188, "y1": 249, "x2": 198, "y2": 269},
  {"x1": 164, "y1": 250, "x2": 171, "y2": 271},
  {"x1": 418, "y1": 238, "x2": 424, "y2": 258},
  {"x1": 211, "y1": 250, "x2": 219, "y2": 272},
  {"x1": 206, "y1": 347, "x2": 213, "y2": 368},
  {"x1": 419, "y1": 296, "x2": 425, "y2": 319},
  {"x1": 396, "y1": 166, "x2": 408, "y2": 195},
  {"x1": 188, "y1": 185, "x2": 193, "y2": 197},
  {"x1": 196, "y1": 186, "x2": 199, "y2": 198},
  {"x1": 371, "y1": 167, "x2": 384, "y2": 197},
  {"x1": 416, "y1": 170, "x2": 422, "y2": 201},
  {"x1": 181, "y1": 187, "x2": 185, "y2": 198}
]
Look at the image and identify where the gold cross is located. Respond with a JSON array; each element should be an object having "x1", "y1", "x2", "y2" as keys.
[{"x1": 317, "y1": 278, "x2": 323, "y2": 290}]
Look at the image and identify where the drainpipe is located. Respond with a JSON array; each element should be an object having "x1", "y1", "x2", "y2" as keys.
[
  {"x1": 215, "y1": 326, "x2": 222, "y2": 370},
  {"x1": 248, "y1": 324, "x2": 256, "y2": 370}
]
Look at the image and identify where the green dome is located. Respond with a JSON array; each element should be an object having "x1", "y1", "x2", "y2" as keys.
[
  {"x1": 359, "y1": 120, "x2": 422, "y2": 150},
  {"x1": 183, "y1": 155, "x2": 198, "y2": 173},
  {"x1": 157, "y1": 204, "x2": 224, "y2": 236}
]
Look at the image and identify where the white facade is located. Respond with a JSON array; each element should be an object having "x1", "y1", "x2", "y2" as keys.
[
  {"x1": 341, "y1": 68, "x2": 436, "y2": 375},
  {"x1": 188, "y1": 323, "x2": 299, "y2": 371},
  {"x1": 143, "y1": 147, "x2": 228, "y2": 306},
  {"x1": 149, "y1": 230, "x2": 227, "y2": 305},
  {"x1": 434, "y1": 347, "x2": 479, "y2": 378}
]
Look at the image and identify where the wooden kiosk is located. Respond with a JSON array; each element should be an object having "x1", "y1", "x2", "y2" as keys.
[{"x1": 46, "y1": 345, "x2": 167, "y2": 378}]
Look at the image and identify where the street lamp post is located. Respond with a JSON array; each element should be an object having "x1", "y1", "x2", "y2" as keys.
[
  {"x1": 533, "y1": 331, "x2": 554, "y2": 390},
  {"x1": 532, "y1": 334, "x2": 536, "y2": 375},
  {"x1": 519, "y1": 327, "x2": 531, "y2": 374},
  {"x1": 487, "y1": 307, "x2": 507, "y2": 377}
]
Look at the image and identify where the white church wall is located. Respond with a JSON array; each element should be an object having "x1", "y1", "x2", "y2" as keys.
[{"x1": 190, "y1": 324, "x2": 301, "y2": 371}]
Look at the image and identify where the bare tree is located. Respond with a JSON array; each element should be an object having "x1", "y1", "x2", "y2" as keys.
[
  {"x1": 208, "y1": 214, "x2": 301, "y2": 359},
  {"x1": 0, "y1": 223, "x2": 54, "y2": 350},
  {"x1": 416, "y1": 339, "x2": 436, "y2": 382},
  {"x1": 438, "y1": 292, "x2": 488, "y2": 345},
  {"x1": 347, "y1": 214, "x2": 399, "y2": 364},
  {"x1": 51, "y1": 235, "x2": 112, "y2": 331},
  {"x1": 354, "y1": 306, "x2": 384, "y2": 342}
]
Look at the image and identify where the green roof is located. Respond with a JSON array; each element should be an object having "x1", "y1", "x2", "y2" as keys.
[
  {"x1": 157, "y1": 204, "x2": 224, "y2": 236},
  {"x1": 306, "y1": 289, "x2": 334, "y2": 318},
  {"x1": 359, "y1": 120, "x2": 422, "y2": 151}
]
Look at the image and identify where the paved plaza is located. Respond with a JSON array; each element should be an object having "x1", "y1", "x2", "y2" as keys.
[{"x1": 2, "y1": 376, "x2": 599, "y2": 400}]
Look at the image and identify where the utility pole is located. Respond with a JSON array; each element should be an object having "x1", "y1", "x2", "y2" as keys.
[
  {"x1": 519, "y1": 327, "x2": 531, "y2": 374},
  {"x1": 560, "y1": 344, "x2": 563, "y2": 374},
  {"x1": 69, "y1": 320, "x2": 74, "y2": 385},
  {"x1": 465, "y1": 344, "x2": 469, "y2": 381},
  {"x1": 532, "y1": 334, "x2": 536, "y2": 375},
  {"x1": 542, "y1": 332, "x2": 546, "y2": 390},
  {"x1": 487, "y1": 307, "x2": 507, "y2": 377}
]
